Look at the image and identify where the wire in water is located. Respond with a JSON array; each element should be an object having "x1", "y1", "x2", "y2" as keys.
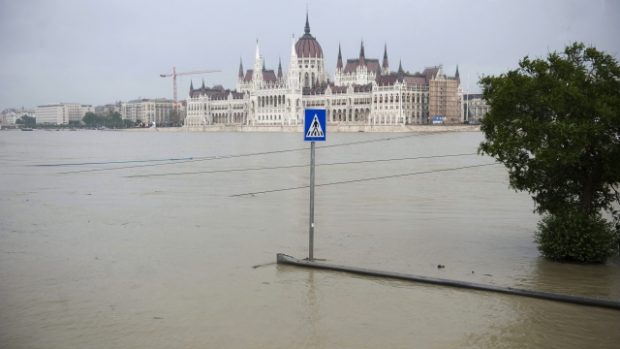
[
  {"x1": 126, "y1": 152, "x2": 479, "y2": 178},
  {"x1": 47, "y1": 130, "x2": 456, "y2": 173},
  {"x1": 230, "y1": 162, "x2": 499, "y2": 197}
]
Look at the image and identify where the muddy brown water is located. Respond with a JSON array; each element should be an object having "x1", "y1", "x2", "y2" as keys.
[{"x1": 1, "y1": 130, "x2": 619, "y2": 348}]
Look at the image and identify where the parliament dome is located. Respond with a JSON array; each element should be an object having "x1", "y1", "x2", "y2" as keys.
[{"x1": 295, "y1": 14, "x2": 323, "y2": 58}]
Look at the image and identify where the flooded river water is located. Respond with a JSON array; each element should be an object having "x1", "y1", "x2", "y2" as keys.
[{"x1": 1, "y1": 130, "x2": 619, "y2": 348}]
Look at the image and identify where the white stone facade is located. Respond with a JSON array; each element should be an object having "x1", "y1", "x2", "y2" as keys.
[
  {"x1": 185, "y1": 15, "x2": 461, "y2": 128},
  {"x1": 120, "y1": 99, "x2": 174, "y2": 124},
  {"x1": 464, "y1": 94, "x2": 490, "y2": 123},
  {"x1": 35, "y1": 103, "x2": 93, "y2": 125},
  {"x1": 1, "y1": 108, "x2": 35, "y2": 125}
]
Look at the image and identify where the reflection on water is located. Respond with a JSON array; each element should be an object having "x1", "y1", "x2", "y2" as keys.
[{"x1": 0, "y1": 130, "x2": 619, "y2": 348}]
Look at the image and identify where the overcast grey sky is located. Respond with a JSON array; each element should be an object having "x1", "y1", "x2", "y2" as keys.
[{"x1": 0, "y1": 0, "x2": 618, "y2": 110}]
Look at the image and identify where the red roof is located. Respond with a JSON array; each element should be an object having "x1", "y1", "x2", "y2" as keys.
[
  {"x1": 343, "y1": 59, "x2": 381, "y2": 74},
  {"x1": 243, "y1": 70, "x2": 253, "y2": 82},
  {"x1": 262, "y1": 70, "x2": 277, "y2": 83},
  {"x1": 376, "y1": 75, "x2": 399, "y2": 86},
  {"x1": 422, "y1": 67, "x2": 440, "y2": 81},
  {"x1": 375, "y1": 72, "x2": 428, "y2": 87},
  {"x1": 243, "y1": 69, "x2": 277, "y2": 83},
  {"x1": 295, "y1": 33, "x2": 323, "y2": 58},
  {"x1": 403, "y1": 75, "x2": 427, "y2": 86},
  {"x1": 190, "y1": 86, "x2": 245, "y2": 100}
]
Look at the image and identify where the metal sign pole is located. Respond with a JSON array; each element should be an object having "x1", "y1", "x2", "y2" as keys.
[
  {"x1": 303, "y1": 108, "x2": 325, "y2": 262},
  {"x1": 309, "y1": 141, "x2": 315, "y2": 261}
]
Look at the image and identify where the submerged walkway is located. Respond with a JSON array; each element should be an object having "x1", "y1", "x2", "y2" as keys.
[{"x1": 277, "y1": 253, "x2": 620, "y2": 310}]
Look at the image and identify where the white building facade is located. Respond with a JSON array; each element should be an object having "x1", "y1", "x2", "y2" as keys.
[
  {"x1": 463, "y1": 94, "x2": 490, "y2": 123},
  {"x1": 35, "y1": 103, "x2": 93, "y2": 125},
  {"x1": 120, "y1": 98, "x2": 174, "y2": 125},
  {"x1": 185, "y1": 14, "x2": 461, "y2": 127},
  {"x1": 1, "y1": 108, "x2": 35, "y2": 125}
]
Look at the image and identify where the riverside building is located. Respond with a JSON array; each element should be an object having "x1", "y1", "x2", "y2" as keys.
[
  {"x1": 120, "y1": 98, "x2": 175, "y2": 125},
  {"x1": 35, "y1": 103, "x2": 93, "y2": 125},
  {"x1": 185, "y1": 14, "x2": 462, "y2": 127},
  {"x1": 463, "y1": 93, "x2": 490, "y2": 124}
]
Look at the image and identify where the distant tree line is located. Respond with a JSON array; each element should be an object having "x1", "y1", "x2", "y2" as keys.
[
  {"x1": 16, "y1": 115, "x2": 36, "y2": 128},
  {"x1": 82, "y1": 111, "x2": 134, "y2": 128}
]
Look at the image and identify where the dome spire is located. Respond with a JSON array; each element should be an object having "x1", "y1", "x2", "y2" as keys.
[
  {"x1": 294, "y1": 12, "x2": 323, "y2": 59},
  {"x1": 304, "y1": 11, "x2": 310, "y2": 35},
  {"x1": 238, "y1": 58, "x2": 244, "y2": 79}
]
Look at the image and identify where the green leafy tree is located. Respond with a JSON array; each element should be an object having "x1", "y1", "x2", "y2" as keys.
[
  {"x1": 169, "y1": 108, "x2": 181, "y2": 126},
  {"x1": 16, "y1": 115, "x2": 36, "y2": 127},
  {"x1": 479, "y1": 43, "x2": 620, "y2": 263},
  {"x1": 83, "y1": 112, "x2": 100, "y2": 127},
  {"x1": 105, "y1": 111, "x2": 123, "y2": 128}
]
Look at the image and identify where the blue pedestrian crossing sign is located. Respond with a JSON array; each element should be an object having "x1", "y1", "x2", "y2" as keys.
[{"x1": 304, "y1": 109, "x2": 326, "y2": 142}]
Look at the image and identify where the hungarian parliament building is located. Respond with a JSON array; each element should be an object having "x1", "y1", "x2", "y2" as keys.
[{"x1": 185, "y1": 15, "x2": 462, "y2": 127}]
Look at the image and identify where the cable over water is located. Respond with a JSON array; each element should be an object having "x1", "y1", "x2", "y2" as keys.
[
  {"x1": 46, "y1": 130, "x2": 456, "y2": 173},
  {"x1": 125, "y1": 152, "x2": 479, "y2": 178},
  {"x1": 34, "y1": 157, "x2": 194, "y2": 167},
  {"x1": 230, "y1": 162, "x2": 499, "y2": 197}
]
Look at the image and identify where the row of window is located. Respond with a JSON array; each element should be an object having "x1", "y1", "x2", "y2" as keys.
[
  {"x1": 258, "y1": 95, "x2": 287, "y2": 107},
  {"x1": 257, "y1": 115, "x2": 283, "y2": 121}
]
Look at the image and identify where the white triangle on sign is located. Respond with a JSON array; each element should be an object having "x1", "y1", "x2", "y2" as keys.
[{"x1": 306, "y1": 114, "x2": 324, "y2": 138}]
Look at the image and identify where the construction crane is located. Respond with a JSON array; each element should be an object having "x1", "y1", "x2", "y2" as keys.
[{"x1": 159, "y1": 67, "x2": 221, "y2": 103}]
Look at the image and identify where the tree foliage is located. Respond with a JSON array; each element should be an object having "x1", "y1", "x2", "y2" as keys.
[
  {"x1": 536, "y1": 210, "x2": 617, "y2": 263},
  {"x1": 16, "y1": 115, "x2": 36, "y2": 127},
  {"x1": 83, "y1": 111, "x2": 127, "y2": 128},
  {"x1": 479, "y1": 43, "x2": 620, "y2": 262}
]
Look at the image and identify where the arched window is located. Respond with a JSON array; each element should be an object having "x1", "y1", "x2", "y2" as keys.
[{"x1": 304, "y1": 73, "x2": 309, "y2": 88}]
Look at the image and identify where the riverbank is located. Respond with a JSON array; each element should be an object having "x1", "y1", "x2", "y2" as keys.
[{"x1": 125, "y1": 124, "x2": 481, "y2": 133}]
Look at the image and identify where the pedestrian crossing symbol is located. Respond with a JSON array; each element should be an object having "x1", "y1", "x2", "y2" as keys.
[
  {"x1": 304, "y1": 109, "x2": 326, "y2": 142},
  {"x1": 306, "y1": 115, "x2": 324, "y2": 137}
]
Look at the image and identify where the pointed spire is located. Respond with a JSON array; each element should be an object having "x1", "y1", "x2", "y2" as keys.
[
  {"x1": 398, "y1": 60, "x2": 404, "y2": 74},
  {"x1": 262, "y1": 59, "x2": 266, "y2": 71},
  {"x1": 304, "y1": 11, "x2": 310, "y2": 35},
  {"x1": 189, "y1": 80, "x2": 194, "y2": 93},
  {"x1": 201, "y1": 79, "x2": 205, "y2": 89},
  {"x1": 336, "y1": 43, "x2": 343, "y2": 70},
  {"x1": 359, "y1": 40, "x2": 366, "y2": 65},
  {"x1": 382, "y1": 43, "x2": 389, "y2": 69},
  {"x1": 290, "y1": 34, "x2": 297, "y2": 58},
  {"x1": 277, "y1": 57, "x2": 283, "y2": 79},
  {"x1": 255, "y1": 39, "x2": 260, "y2": 60},
  {"x1": 359, "y1": 40, "x2": 365, "y2": 59},
  {"x1": 238, "y1": 58, "x2": 244, "y2": 79},
  {"x1": 455, "y1": 64, "x2": 460, "y2": 82}
]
